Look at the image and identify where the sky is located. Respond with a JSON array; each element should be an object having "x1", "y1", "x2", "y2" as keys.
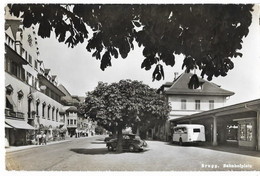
[{"x1": 33, "y1": 4, "x2": 260, "y2": 106}]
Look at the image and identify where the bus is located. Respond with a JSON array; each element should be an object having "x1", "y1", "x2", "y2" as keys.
[{"x1": 172, "y1": 124, "x2": 206, "y2": 145}]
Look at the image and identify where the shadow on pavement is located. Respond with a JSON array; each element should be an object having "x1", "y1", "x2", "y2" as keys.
[
  {"x1": 70, "y1": 148, "x2": 148, "y2": 155},
  {"x1": 70, "y1": 148, "x2": 112, "y2": 155},
  {"x1": 91, "y1": 141, "x2": 106, "y2": 144}
]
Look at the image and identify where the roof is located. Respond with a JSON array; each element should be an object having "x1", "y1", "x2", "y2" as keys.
[
  {"x1": 5, "y1": 19, "x2": 22, "y2": 40},
  {"x1": 58, "y1": 84, "x2": 81, "y2": 105},
  {"x1": 66, "y1": 106, "x2": 78, "y2": 112},
  {"x1": 164, "y1": 72, "x2": 234, "y2": 96}
]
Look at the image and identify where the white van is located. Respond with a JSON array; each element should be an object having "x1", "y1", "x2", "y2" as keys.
[{"x1": 172, "y1": 124, "x2": 206, "y2": 145}]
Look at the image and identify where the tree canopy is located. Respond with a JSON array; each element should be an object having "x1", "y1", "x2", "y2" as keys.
[
  {"x1": 8, "y1": 4, "x2": 254, "y2": 85},
  {"x1": 78, "y1": 80, "x2": 171, "y2": 151}
]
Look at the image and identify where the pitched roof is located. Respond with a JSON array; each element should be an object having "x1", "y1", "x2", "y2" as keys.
[
  {"x1": 5, "y1": 19, "x2": 22, "y2": 40},
  {"x1": 164, "y1": 72, "x2": 234, "y2": 96},
  {"x1": 66, "y1": 106, "x2": 78, "y2": 112}
]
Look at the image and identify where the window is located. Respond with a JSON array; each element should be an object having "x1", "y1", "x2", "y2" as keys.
[
  {"x1": 195, "y1": 100, "x2": 200, "y2": 110},
  {"x1": 74, "y1": 119, "x2": 77, "y2": 125},
  {"x1": 56, "y1": 109, "x2": 58, "y2": 122},
  {"x1": 26, "y1": 72, "x2": 32, "y2": 85},
  {"x1": 239, "y1": 123, "x2": 253, "y2": 141},
  {"x1": 52, "y1": 107, "x2": 55, "y2": 121},
  {"x1": 34, "y1": 60, "x2": 38, "y2": 70},
  {"x1": 17, "y1": 90, "x2": 23, "y2": 112},
  {"x1": 70, "y1": 119, "x2": 73, "y2": 125},
  {"x1": 36, "y1": 100, "x2": 40, "y2": 116},
  {"x1": 193, "y1": 129, "x2": 200, "y2": 133},
  {"x1": 247, "y1": 123, "x2": 253, "y2": 141},
  {"x1": 42, "y1": 103, "x2": 46, "y2": 118},
  {"x1": 48, "y1": 105, "x2": 51, "y2": 119},
  {"x1": 239, "y1": 124, "x2": 246, "y2": 141},
  {"x1": 181, "y1": 99, "x2": 187, "y2": 110},
  {"x1": 67, "y1": 119, "x2": 70, "y2": 125},
  {"x1": 209, "y1": 100, "x2": 214, "y2": 110},
  {"x1": 11, "y1": 61, "x2": 18, "y2": 77},
  {"x1": 28, "y1": 55, "x2": 32, "y2": 65}
]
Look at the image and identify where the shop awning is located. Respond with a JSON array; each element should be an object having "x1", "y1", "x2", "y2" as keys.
[
  {"x1": 5, "y1": 123, "x2": 12, "y2": 128},
  {"x1": 5, "y1": 119, "x2": 35, "y2": 130}
]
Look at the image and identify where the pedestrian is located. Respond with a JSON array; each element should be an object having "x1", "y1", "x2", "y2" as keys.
[
  {"x1": 42, "y1": 132, "x2": 47, "y2": 145},
  {"x1": 36, "y1": 132, "x2": 41, "y2": 145},
  {"x1": 39, "y1": 131, "x2": 43, "y2": 145}
]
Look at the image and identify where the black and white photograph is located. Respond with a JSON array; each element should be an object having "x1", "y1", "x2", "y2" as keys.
[{"x1": 2, "y1": 1, "x2": 260, "y2": 175}]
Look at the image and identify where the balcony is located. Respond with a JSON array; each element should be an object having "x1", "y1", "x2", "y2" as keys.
[
  {"x1": 67, "y1": 124, "x2": 77, "y2": 128},
  {"x1": 5, "y1": 108, "x2": 24, "y2": 119}
]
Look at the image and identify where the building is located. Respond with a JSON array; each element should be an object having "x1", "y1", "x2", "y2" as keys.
[
  {"x1": 156, "y1": 72, "x2": 234, "y2": 141},
  {"x1": 4, "y1": 7, "x2": 94, "y2": 146},
  {"x1": 171, "y1": 99, "x2": 260, "y2": 150},
  {"x1": 4, "y1": 8, "x2": 69, "y2": 146},
  {"x1": 58, "y1": 84, "x2": 96, "y2": 138}
]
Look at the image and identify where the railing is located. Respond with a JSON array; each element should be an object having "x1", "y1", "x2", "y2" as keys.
[{"x1": 5, "y1": 108, "x2": 24, "y2": 119}]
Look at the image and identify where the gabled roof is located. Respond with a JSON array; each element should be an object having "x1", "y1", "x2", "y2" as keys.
[
  {"x1": 164, "y1": 72, "x2": 234, "y2": 96},
  {"x1": 5, "y1": 19, "x2": 22, "y2": 40}
]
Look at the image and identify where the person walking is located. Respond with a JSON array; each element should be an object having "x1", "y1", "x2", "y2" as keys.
[
  {"x1": 42, "y1": 132, "x2": 47, "y2": 145},
  {"x1": 36, "y1": 132, "x2": 41, "y2": 145}
]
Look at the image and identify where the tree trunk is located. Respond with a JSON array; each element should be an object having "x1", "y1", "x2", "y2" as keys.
[
  {"x1": 112, "y1": 127, "x2": 117, "y2": 138},
  {"x1": 116, "y1": 125, "x2": 123, "y2": 153}
]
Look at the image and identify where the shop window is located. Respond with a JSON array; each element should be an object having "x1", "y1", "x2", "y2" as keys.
[
  {"x1": 239, "y1": 123, "x2": 253, "y2": 141},
  {"x1": 246, "y1": 123, "x2": 253, "y2": 141}
]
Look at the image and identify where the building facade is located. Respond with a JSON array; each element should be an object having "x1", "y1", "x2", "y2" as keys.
[
  {"x1": 58, "y1": 84, "x2": 96, "y2": 138},
  {"x1": 156, "y1": 72, "x2": 234, "y2": 141},
  {"x1": 4, "y1": 7, "x2": 95, "y2": 146}
]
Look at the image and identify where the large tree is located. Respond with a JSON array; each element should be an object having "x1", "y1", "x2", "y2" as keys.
[
  {"x1": 78, "y1": 80, "x2": 171, "y2": 152},
  {"x1": 8, "y1": 4, "x2": 254, "y2": 86}
]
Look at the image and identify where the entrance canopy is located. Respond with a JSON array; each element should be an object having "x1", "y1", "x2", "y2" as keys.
[{"x1": 5, "y1": 119, "x2": 35, "y2": 130}]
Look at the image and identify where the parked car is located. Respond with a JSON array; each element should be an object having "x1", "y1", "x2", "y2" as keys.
[
  {"x1": 104, "y1": 134, "x2": 114, "y2": 143},
  {"x1": 106, "y1": 134, "x2": 147, "y2": 152}
]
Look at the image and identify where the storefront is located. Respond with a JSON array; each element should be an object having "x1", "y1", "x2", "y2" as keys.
[
  {"x1": 234, "y1": 118, "x2": 257, "y2": 149},
  {"x1": 5, "y1": 118, "x2": 35, "y2": 146}
]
